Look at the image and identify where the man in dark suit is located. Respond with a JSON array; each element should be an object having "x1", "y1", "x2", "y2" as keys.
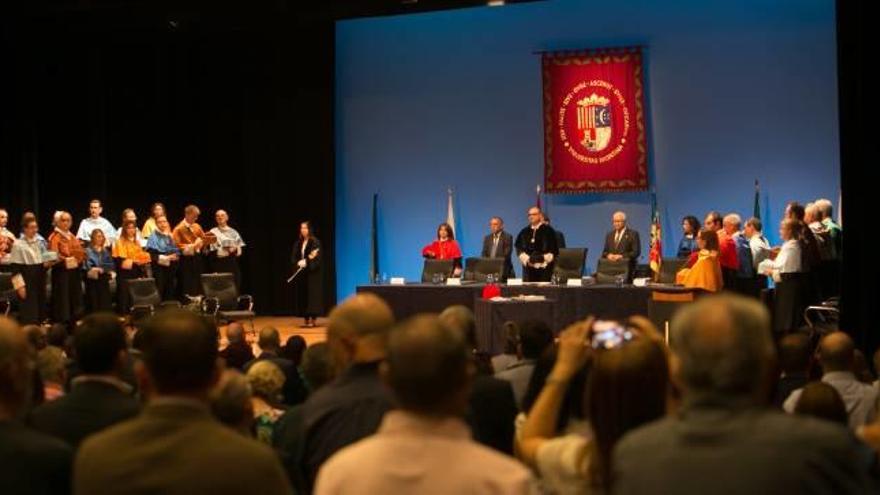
[
  {"x1": 601, "y1": 211, "x2": 641, "y2": 278},
  {"x1": 29, "y1": 313, "x2": 140, "y2": 447},
  {"x1": 219, "y1": 322, "x2": 254, "y2": 371},
  {"x1": 244, "y1": 326, "x2": 307, "y2": 406},
  {"x1": 0, "y1": 317, "x2": 73, "y2": 495},
  {"x1": 613, "y1": 295, "x2": 870, "y2": 495},
  {"x1": 74, "y1": 310, "x2": 292, "y2": 495},
  {"x1": 480, "y1": 216, "x2": 514, "y2": 280}
]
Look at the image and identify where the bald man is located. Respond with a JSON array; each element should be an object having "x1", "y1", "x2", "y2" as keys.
[
  {"x1": 601, "y1": 211, "x2": 641, "y2": 277},
  {"x1": 784, "y1": 332, "x2": 879, "y2": 429}
]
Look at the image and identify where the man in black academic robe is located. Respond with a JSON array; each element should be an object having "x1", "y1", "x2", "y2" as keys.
[{"x1": 514, "y1": 207, "x2": 559, "y2": 282}]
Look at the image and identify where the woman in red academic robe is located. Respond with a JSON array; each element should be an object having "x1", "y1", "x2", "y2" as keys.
[{"x1": 421, "y1": 223, "x2": 463, "y2": 276}]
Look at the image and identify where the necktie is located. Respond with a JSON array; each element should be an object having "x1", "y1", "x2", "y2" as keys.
[{"x1": 491, "y1": 235, "x2": 499, "y2": 258}]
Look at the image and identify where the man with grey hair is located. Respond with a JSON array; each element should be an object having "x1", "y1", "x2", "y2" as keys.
[
  {"x1": 291, "y1": 293, "x2": 396, "y2": 492},
  {"x1": 244, "y1": 326, "x2": 306, "y2": 406},
  {"x1": 209, "y1": 369, "x2": 253, "y2": 436},
  {"x1": 601, "y1": 211, "x2": 640, "y2": 281},
  {"x1": 612, "y1": 294, "x2": 869, "y2": 494},
  {"x1": 784, "y1": 332, "x2": 878, "y2": 428},
  {"x1": 219, "y1": 322, "x2": 254, "y2": 371},
  {"x1": 315, "y1": 314, "x2": 533, "y2": 495}
]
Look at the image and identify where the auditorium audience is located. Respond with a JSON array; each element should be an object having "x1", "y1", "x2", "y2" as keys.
[
  {"x1": 219, "y1": 322, "x2": 254, "y2": 371},
  {"x1": 0, "y1": 316, "x2": 73, "y2": 495},
  {"x1": 28, "y1": 313, "x2": 140, "y2": 447},
  {"x1": 300, "y1": 342, "x2": 334, "y2": 393},
  {"x1": 613, "y1": 294, "x2": 870, "y2": 494},
  {"x1": 245, "y1": 326, "x2": 307, "y2": 406},
  {"x1": 519, "y1": 317, "x2": 668, "y2": 495},
  {"x1": 314, "y1": 314, "x2": 534, "y2": 495},
  {"x1": 495, "y1": 319, "x2": 554, "y2": 409},
  {"x1": 36, "y1": 346, "x2": 67, "y2": 402},
  {"x1": 209, "y1": 368, "x2": 253, "y2": 436},
  {"x1": 784, "y1": 331, "x2": 879, "y2": 429},
  {"x1": 772, "y1": 332, "x2": 812, "y2": 408},
  {"x1": 281, "y1": 334, "x2": 308, "y2": 367},
  {"x1": 247, "y1": 360, "x2": 287, "y2": 445},
  {"x1": 74, "y1": 309, "x2": 293, "y2": 495},
  {"x1": 794, "y1": 382, "x2": 849, "y2": 426},
  {"x1": 492, "y1": 321, "x2": 521, "y2": 373},
  {"x1": 289, "y1": 293, "x2": 396, "y2": 492}
]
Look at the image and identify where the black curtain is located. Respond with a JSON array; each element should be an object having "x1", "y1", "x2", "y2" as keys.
[{"x1": 0, "y1": 8, "x2": 336, "y2": 315}]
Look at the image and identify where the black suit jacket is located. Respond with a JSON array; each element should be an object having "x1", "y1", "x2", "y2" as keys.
[
  {"x1": 480, "y1": 231, "x2": 514, "y2": 279},
  {"x1": 244, "y1": 352, "x2": 309, "y2": 406},
  {"x1": 28, "y1": 379, "x2": 140, "y2": 448},
  {"x1": 466, "y1": 375, "x2": 518, "y2": 455},
  {"x1": 602, "y1": 228, "x2": 641, "y2": 261}
]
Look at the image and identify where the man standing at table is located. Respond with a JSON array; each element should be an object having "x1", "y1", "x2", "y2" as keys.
[
  {"x1": 481, "y1": 217, "x2": 514, "y2": 281},
  {"x1": 76, "y1": 199, "x2": 117, "y2": 246},
  {"x1": 602, "y1": 211, "x2": 641, "y2": 275},
  {"x1": 515, "y1": 207, "x2": 558, "y2": 282}
]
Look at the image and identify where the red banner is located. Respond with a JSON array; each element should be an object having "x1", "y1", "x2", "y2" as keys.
[{"x1": 543, "y1": 47, "x2": 648, "y2": 193}]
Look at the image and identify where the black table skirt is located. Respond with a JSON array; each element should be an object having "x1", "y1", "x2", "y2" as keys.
[{"x1": 474, "y1": 298, "x2": 556, "y2": 354}]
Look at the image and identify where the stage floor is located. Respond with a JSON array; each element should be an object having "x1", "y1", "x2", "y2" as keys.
[{"x1": 219, "y1": 316, "x2": 328, "y2": 350}]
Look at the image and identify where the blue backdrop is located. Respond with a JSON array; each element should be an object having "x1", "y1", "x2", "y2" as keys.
[{"x1": 335, "y1": 0, "x2": 839, "y2": 301}]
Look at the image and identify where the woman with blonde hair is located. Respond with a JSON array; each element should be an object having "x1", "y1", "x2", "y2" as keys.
[{"x1": 246, "y1": 360, "x2": 286, "y2": 444}]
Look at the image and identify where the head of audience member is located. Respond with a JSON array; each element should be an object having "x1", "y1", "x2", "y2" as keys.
[
  {"x1": 0, "y1": 317, "x2": 34, "y2": 420},
  {"x1": 743, "y1": 217, "x2": 763, "y2": 239},
  {"x1": 24, "y1": 325, "x2": 46, "y2": 352},
  {"x1": 210, "y1": 369, "x2": 254, "y2": 435},
  {"x1": 0, "y1": 208, "x2": 8, "y2": 229},
  {"x1": 522, "y1": 344, "x2": 589, "y2": 431},
  {"x1": 37, "y1": 347, "x2": 66, "y2": 388},
  {"x1": 814, "y1": 199, "x2": 834, "y2": 222},
  {"x1": 21, "y1": 214, "x2": 38, "y2": 240},
  {"x1": 56, "y1": 211, "x2": 73, "y2": 233},
  {"x1": 47, "y1": 323, "x2": 68, "y2": 350},
  {"x1": 155, "y1": 215, "x2": 171, "y2": 235},
  {"x1": 75, "y1": 313, "x2": 130, "y2": 378},
  {"x1": 502, "y1": 321, "x2": 520, "y2": 357},
  {"x1": 90, "y1": 229, "x2": 107, "y2": 250},
  {"x1": 697, "y1": 229, "x2": 719, "y2": 252},
  {"x1": 282, "y1": 335, "x2": 308, "y2": 367},
  {"x1": 818, "y1": 332, "x2": 855, "y2": 375},
  {"x1": 785, "y1": 201, "x2": 806, "y2": 222},
  {"x1": 722, "y1": 213, "x2": 741, "y2": 236},
  {"x1": 327, "y1": 293, "x2": 394, "y2": 374},
  {"x1": 184, "y1": 205, "x2": 200, "y2": 224},
  {"x1": 225, "y1": 322, "x2": 245, "y2": 346},
  {"x1": 589, "y1": 317, "x2": 669, "y2": 491},
  {"x1": 612, "y1": 211, "x2": 627, "y2": 232},
  {"x1": 121, "y1": 220, "x2": 138, "y2": 242},
  {"x1": 703, "y1": 211, "x2": 722, "y2": 232},
  {"x1": 489, "y1": 217, "x2": 504, "y2": 235},
  {"x1": 135, "y1": 310, "x2": 220, "y2": 401},
  {"x1": 516, "y1": 320, "x2": 554, "y2": 361},
  {"x1": 527, "y1": 206, "x2": 542, "y2": 228},
  {"x1": 780, "y1": 218, "x2": 803, "y2": 243},
  {"x1": 794, "y1": 382, "x2": 848, "y2": 426},
  {"x1": 301, "y1": 342, "x2": 335, "y2": 391},
  {"x1": 670, "y1": 293, "x2": 775, "y2": 406},
  {"x1": 215, "y1": 210, "x2": 229, "y2": 228},
  {"x1": 853, "y1": 350, "x2": 875, "y2": 384},
  {"x1": 299, "y1": 221, "x2": 313, "y2": 241},
  {"x1": 150, "y1": 202, "x2": 166, "y2": 221},
  {"x1": 257, "y1": 327, "x2": 282, "y2": 355},
  {"x1": 437, "y1": 223, "x2": 454, "y2": 241},
  {"x1": 121, "y1": 208, "x2": 137, "y2": 227},
  {"x1": 89, "y1": 199, "x2": 103, "y2": 219},
  {"x1": 804, "y1": 203, "x2": 819, "y2": 224},
  {"x1": 246, "y1": 360, "x2": 286, "y2": 405},
  {"x1": 778, "y1": 333, "x2": 812, "y2": 377},
  {"x1": 439, "y1": 305, "x2": 492, "y2": 375},
  {"x1": 382, "y1": 314, "x2": 472, "y2": 418},
  {"x1": 682, "y1": 215, "x2": 700, "y2": 238}
]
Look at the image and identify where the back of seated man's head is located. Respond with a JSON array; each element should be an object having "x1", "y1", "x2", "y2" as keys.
[
  {"x1": 778, "y1": 333, "x2": 812, "y2": 376},
  {"x1": 327, "y1": 293, "x2": 395, "y2": 370},
  {"x1": 137, "y1": 310, "x2": 219, "y2": 397},
  {"x1": 37, "y1": 347, "x2": 66, "y2": 385},
  {"x1": 517, "y1": 320, "x2": 554, "y2": 361},
  {"x1": 0, "y1": 317, "x2": 31, "y2": 417},
  {"x1": 384, "y1": 314, "x2": 472, "y2": 418},
  {"x1": 670, "y1": 294, "x2": 775, "y2": 404},
  {"x1": 209, "y1": 369, "x2": 253, "y2": 434},
  {"x1": 439, "y1": 305, "x2": 477, "y2": 350},
  {"x1": 794, "y1": 381, "x2": 848, "y2": 426},
  {"x1": 226, "y1": 322, "x2": 245, "y2": 346},
  {"x1": 301, "y1": 343, "x2": 334, "y2": 391},
  {"x1": 257, "y1": 327, "x2": 281, "y2": 353},
  {"x1": 818, "y1": 332, "x2": 855, "y2": 374},
  {"x1": 47, "y1": 323, "x2": 69, "y2": 349},
  {"x1": 75, "y1": 313, "x2": 128, "y2": 376}
]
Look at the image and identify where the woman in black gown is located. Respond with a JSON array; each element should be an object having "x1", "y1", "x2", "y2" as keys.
[{"x1": 291, "y1": 221, "x2": 323, "y2": 328}]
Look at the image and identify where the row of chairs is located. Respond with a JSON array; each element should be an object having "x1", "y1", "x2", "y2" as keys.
[{"x1": 421, "y1": 248, "x2": 690, "y2": 284}]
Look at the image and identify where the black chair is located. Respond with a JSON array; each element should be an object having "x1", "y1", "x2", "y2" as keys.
[
  {"x1": 463, "y1": 257, "x2": 504, "y2": 282},
  {"x1": 553, "y1": 248, "x2": 588, "y2": 282},
  {"x1": 658, "y1": 257, "x2": 689, "y2": 284},
  {"x1": 127, "y1": 278, "x2": 181, "y2": 322},
  {"x1": 421, "y1": 259, "x2": 454, "y2": 283},
  {"x1": 200, "y1": 273, "x2": 255, "y2": 333},
  {"x1": 595, "y1": 258, "x2": 631, "y2": 284}
]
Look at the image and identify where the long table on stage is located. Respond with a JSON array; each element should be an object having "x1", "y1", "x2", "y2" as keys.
[{"x1": 356, "y1": 283, "x2": 699, "y2": 352}]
